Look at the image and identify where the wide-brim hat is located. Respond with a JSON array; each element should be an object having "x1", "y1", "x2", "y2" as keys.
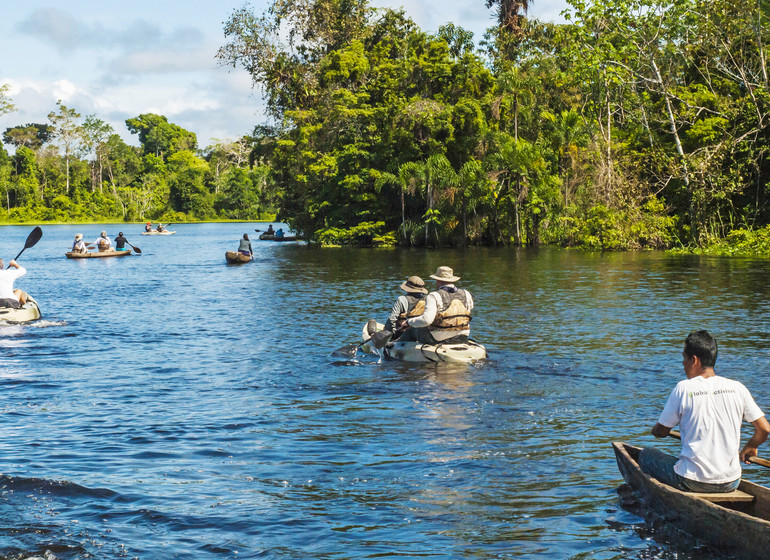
[
  {"x1": 75, "y1": 233, "x2": 83, "y2": 240},
  {"x1": 400, "y1": 276, "x2": 428, "y2": 294},
  {"x1": 430, "y1": 266, "x2": 460, "y2": 283}
]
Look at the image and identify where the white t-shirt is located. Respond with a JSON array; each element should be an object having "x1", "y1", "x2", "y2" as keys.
[
  {"x1": 0, "y1": 266, "x2": 25, "y2": 300},
  {"x1": 658, "y1": 375, "x2": 764, "y2": 483}
]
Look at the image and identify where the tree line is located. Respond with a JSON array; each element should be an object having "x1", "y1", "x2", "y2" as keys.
[
  {"x1": 0, "y1": 91, "x2": 277, "y2": 224},
  {"x1": 215, "y1": 0, "x2": 769, "y2": 249},
  {"x1": 1, "y1": 0, "x2": 768, "y2": 251}
]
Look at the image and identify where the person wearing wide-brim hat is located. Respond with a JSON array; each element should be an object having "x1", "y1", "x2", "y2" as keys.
[
  {"x1": 71, "y1": 233, "x2": 87, "y2": 254},
  {"x1": 400, "y1": 266, "x2": 474, "y2": 345},
  {"x1": 381, "y1": 276, "x2": 429, "y2": 337}
]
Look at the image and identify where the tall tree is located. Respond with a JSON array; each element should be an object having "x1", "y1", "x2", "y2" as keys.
[
  {"x1": 3, "y1": 123, "x2": 53, "y2": 150},
  {"x1": 485, "y1": 0, "x2": 531, "y2": 33},
  {"x1": 0, "y1": 83, "x2": 15, "y2": 118},
  {"x1": 125, "y1": 114, "x2": 197, "y2": 159},
  {"x1": 47, "y1": 101, "x2": 85, "y2": 193}
]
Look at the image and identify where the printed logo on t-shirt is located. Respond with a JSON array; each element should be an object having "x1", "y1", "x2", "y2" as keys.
[{"x1": 688, "y1": 389, "x2": 737, "y2": 398}]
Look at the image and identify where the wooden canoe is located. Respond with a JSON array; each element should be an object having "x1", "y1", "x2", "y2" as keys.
[
  {"x1": 613, "y1": 442, "x2": 770, "y2": 558},
  {"x1": 66, "y1": 249, "x2": 131, "y2": 259},
  {"x1": 258, "y1": 233, "x2": 297, "y2": 241},
  {"x1": 225, "y1": 251, "x2": 251, "y2": 264}
]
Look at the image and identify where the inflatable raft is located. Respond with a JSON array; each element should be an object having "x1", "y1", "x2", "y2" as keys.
[
  {"x1": 360, "y1": 322, "x2": 487, "y2": 363},
  {"x1": 0, "y1": 295, "x2": 41, "y2": 323}
]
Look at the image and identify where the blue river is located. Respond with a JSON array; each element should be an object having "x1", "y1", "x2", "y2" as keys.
[{"x1": 0, "y1": 222, "x2": 769, "y2": 559}]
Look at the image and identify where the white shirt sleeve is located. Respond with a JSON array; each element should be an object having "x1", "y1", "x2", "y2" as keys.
[
  {"x1": 741, "y1": 384, "x2": 764, "y2": 423},
  {"x1": 658, "y1": 384, "x2": 683, "y2": 428}
]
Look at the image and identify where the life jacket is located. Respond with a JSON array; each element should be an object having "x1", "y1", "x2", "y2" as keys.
[
  {"x1": 97, "y1": 238, "x2": 110, "y2": 250},
  {"x1": 431, "y1": 288, "x2": 472, "y2": 331},
  {"x1": 395, "y1": 294, "x2": 426, "y2": 329}
]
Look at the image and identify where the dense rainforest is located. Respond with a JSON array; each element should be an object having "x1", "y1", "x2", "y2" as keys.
[{"x1": 1, "y1": 0, "x2": 769, "y2": 251}]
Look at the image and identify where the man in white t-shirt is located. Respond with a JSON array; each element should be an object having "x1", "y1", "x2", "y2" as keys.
[
  {"x1": 640, "y1": 330, "x2": 770, "y2": 492},
  {"x1": 0, "y1": 259, "x2": 28, "y2": 308}
]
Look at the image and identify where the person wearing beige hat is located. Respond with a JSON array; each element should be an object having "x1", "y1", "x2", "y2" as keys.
[
  {"x1": 71, "y1": 233, "x2": 87, "y2": 253},
  {"x1": 400, "y1": 265, "x2": 474, "y2": 344},
  {"x1": 91, "y1": 231, "x2": 112, "y2": 252},
  {"x1": 383, "y1": 276, "x2": 429, "y2": 337}
]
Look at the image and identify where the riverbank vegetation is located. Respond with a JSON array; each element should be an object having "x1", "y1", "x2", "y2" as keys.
[{"x1": 1, "y1": 0, "x2": 768, "y2": 251}]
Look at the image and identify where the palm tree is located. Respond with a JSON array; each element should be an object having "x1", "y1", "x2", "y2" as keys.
[{"x1": 485, "y1": 0, "x2": 531, "y2": 33}]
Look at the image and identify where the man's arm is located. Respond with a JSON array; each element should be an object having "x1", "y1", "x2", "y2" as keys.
[
  {"x1": 740, "y1": 416, "x2": 770, "y2": 463},
  {"x1": 407, "y1": 293, "x2": 437, "y2": 328},
  {"x1": 651, "y1": 423, "x2": 672, "y2": 438}
]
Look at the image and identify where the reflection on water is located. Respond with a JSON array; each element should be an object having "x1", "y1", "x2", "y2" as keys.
[{"x1": 0, "y1": 225, "x2": 768, "y2": 558}]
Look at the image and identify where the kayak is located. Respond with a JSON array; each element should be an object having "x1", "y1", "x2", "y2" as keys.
[
  {"x1": 360, "y1": 321, "x2": 487, "y2": 363},
  {"x1": 65, "y1": 249, "x2": 131, "y2": 258},
  {"x1": 141, "y1": 230, "x2": 175, "y2": 235},
  {"x1": 0, "y1": 295, "x2": 41, "y2": 323},
  {"x1": 225, "y1": 251, "x2": 251, "y2": 264},
  {"x1": 259, "y1": 233, "x2": 297, "y2": 241},
  {"x1": 613, "y1": 441, "x2": 770, "y2": 559}
]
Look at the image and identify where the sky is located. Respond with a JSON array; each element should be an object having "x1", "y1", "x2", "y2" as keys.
[{"x1": 0, "y1": 0, "x2": 569, "y2": 150}]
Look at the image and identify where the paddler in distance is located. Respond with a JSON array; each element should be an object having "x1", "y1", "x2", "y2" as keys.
[
  {"x1": 398, "y1": 266, "x2": 474, "y2": 345},
  {"x1": 71, "y1": 233, "x2": 87, "y2": 253}
]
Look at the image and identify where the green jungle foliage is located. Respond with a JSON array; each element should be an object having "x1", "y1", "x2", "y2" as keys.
[
  {"x1": 0, "y1": 105, "x2": 279, "y2": 224},
  {"x1": 2, "y1": 0, "x2": 770, "y2": 252}
]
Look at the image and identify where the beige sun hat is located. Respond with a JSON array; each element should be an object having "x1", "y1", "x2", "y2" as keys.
[
  {"x1": 74, "y1": 233, "x2": 83, "y2": 240},
  {"x1": 429, "y1": 266, "x2": 460, "y2": 283},
  {"x1": 400, "y1": 276, "x2": 428, "y2": 294}
]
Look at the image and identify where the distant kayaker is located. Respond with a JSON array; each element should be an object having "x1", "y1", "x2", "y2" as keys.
[
  {"x1": 383, "y1": 276, "x2": 428, "y2": 339},
  {"x1": 92, "y1": 231, "x2": 112, "y2": 251},
  {"x1": 275, "y1": 228, "x2": 284, "y2": 238},
  {"x1": 238, "y1": 233, "x2": 253, "y2": 257},
  {"x1": 641, "y1": 330, "x2": 770, "y2": 493},
  {"x1": 115, "y1": 232, "x2": 129, "y2": 251},
  {"x1": 399, "y1": 266, "x2": 474, "y2": 345},
  {"x1": 266, "y1": 224, "x2": 275, "y2": 235},
  {"x1": 0, "y1": 259, "x2": 28, "y2": 308},
  {"x1": 71, "y1": 233, "x2": 87, "y2": 253},
  {"x1": 157, "y1": 223, "x2": 166, "y2": 232},
  {"x1": 145, "y1": 222, "x2": 152, "y2": 232}
]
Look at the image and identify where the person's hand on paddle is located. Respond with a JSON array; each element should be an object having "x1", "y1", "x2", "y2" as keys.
[
  {"x1": 741, "y1": 445, "x2": 760, "y2": 464},
  {"x1": 7, "y1": 260, "x2": 19, "y2": 269}
]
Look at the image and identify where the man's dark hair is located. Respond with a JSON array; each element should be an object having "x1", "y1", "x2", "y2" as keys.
[{"x1": 684, "y1": 330, "x2": 718, "y2": 367}]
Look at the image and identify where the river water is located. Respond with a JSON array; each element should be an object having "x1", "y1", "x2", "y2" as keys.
[{"x1": 0, "y1": 222, "x2": 769, "y2": 559}]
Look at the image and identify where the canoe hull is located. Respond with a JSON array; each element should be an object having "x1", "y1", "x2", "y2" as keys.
[
  {"x1": 225, "y1": 251, "x2": 251, "y2": 264},
  {"x1": 0, "y1": 296, "x2": 41, "y2": 323},
  {"x1": 141, "y1": 231, "x2": 175, "y2": 235},
  {"x1": 360, "y1": 322, "x2": 487, "y2": 363},
  {"x1": 66, "y1": 249, "x2": 131, "y2": 258},
  {"x1": 258, "y1": 233, "x2": 297, "y2": 241},
  {"x1": 613, "y1": 442, "x2": 770, "y2": 559}
]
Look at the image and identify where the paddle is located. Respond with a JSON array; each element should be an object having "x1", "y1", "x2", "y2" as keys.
[
  {"x1": 8, "y1": 226, "x2": 42, "y2": 267},
  {"x1": 124, "y1": 241, "x2": 142, "y2": 254},
  {"x1": 668, "y1": 430, "x2": 770, "y2": 468},
  {"x1": 332, "y1": 329, "x2": 393, "y2": 357}
]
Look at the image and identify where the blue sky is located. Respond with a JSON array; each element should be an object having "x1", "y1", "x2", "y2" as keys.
[{"x1": 0, "y1": 0, "x2": 568, "y2": 150}]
